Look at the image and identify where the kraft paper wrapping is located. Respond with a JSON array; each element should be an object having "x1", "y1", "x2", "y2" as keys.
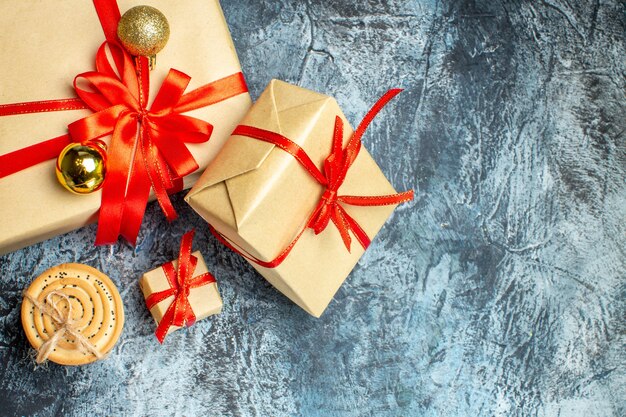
[
  {"x1": 186, "y1": 80, "x2": 399, "y2": 317},
  {"x1": 0, "y1": 0, "x2": 252, "y2": 255},
  {"x1": 139, "y1": 250, "x2": 222, "y2": 336}
]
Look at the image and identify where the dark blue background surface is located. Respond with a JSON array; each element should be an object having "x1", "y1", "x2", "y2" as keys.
[{"x1": 1, "y1": 1, "x2": 625, "y2": 416}]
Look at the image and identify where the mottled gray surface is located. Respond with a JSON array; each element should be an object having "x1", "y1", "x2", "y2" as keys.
[{"x1": 0, "y1": 0, "x2": 624, "y2": 416}]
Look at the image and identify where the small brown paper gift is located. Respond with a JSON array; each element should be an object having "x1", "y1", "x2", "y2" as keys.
[
  {"x1": 186, "y1": 80, "x2": 412, "y2": 317},
  {"x1": 140, "y1": 240, "x2": 222, "y2": 343},
  {"x1": 0, "y1": 0, "x2": 251, "y2": 255}
]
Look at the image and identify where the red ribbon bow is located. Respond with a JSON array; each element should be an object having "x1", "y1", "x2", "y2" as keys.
[
  {"x1": 213, "y1": 89, "x2": 414, "y2": 268},
  {"x1": 306, "y1": 92, "x2": 414, "y2": 251},
  {"x1": 70, "y1": 42, "x2": 248, "y2": 245},
  {"x1": 144, "y1": 229, "x2": 216, "y2": 344}
]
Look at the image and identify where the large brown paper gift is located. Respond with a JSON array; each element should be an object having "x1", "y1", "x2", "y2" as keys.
[
  {"x1": 140, "y1": 250, "x2": 222, "y2": 343},
  {"x1": 186, "y1": 80, "x2": 411, "y2": 317},
  {"x1": 0, "y1": 0, "x2": 251, "y2": 255}
]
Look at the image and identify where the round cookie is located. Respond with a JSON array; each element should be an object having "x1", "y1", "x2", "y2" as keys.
[{"x1": 21, "y1": 263, "x2": 124, "y2": 365}]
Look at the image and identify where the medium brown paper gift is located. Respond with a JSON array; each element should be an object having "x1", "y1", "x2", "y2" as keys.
[
  {"x1": 186, "y1": 80, "x2": 411, "y2": 317},
  {"x1": 0, "y1": 0, "x2": 251, "y2": 255},
  {"x1": 140, "y1": 250, "x2": 222, "y2": 341}
]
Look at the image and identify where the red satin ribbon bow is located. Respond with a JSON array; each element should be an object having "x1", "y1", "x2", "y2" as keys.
[
  {"x1": 306, "y1": 89, "x2": 415, "y2": 251},
  {"x1": 144, "y1": 229, "x2": 216, "y2": 344},
  {"x1": 70, "y1": 42, "x2": 244, "y2": 245},
  {"x1": 213, "y1": 89, "x2": 414, "y2": 268}
]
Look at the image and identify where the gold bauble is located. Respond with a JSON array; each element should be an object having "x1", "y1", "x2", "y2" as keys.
[
  {"x1": 55, "y1": 143, "x2": 106, "y2": 194},
  {"x1": 117, "y1": 5, "x2": 170, "y2": 57}
]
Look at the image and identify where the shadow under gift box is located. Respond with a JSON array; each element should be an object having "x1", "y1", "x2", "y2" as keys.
[
  {"x1": 186, "y1": 80, "x2": 401, "y2": 318},
  {"x1": 0, "y1": 0, "x2": 251, "y2": 255}
]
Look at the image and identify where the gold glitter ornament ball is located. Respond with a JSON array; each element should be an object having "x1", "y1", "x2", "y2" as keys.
[
  {"x1": 55, "y1": 143, "x2": 106, "y2": 194},
  {"x1": 117, "y1": 5, "x2": 170, "y2": 57}
]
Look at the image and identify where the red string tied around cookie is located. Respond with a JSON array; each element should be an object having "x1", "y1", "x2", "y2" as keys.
[{"x1": 144, "y1": 229, "x2": 216, "y2": 344}]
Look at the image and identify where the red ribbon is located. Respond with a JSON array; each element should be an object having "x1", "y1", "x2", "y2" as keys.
[
  {"x1": 210, "y1": 89, "x2": 414, "y2": 268},
  {"x1": 0, "y1": 0, "x2": 249, "y2": 246},
  {"x1": 144, "y1": 229, "x2": 216, "y2": 344},
  {"x1": 70, "y1": 42, "x2": 248, "y2": 245}
]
